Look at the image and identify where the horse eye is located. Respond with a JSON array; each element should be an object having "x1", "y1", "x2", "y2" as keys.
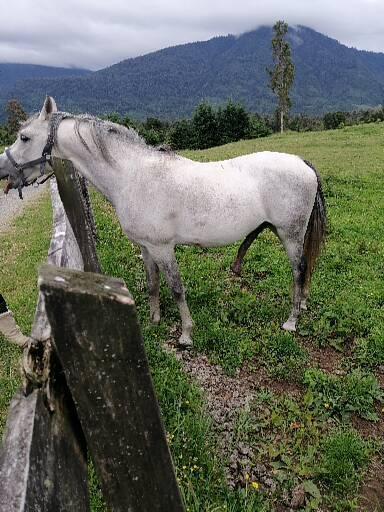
[{"x1": 20, "y1": 134, "x2": 30, "y2": 142}]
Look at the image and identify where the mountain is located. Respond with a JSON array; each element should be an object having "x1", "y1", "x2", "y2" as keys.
[
  {"x1": 1, "y1": 26, "x2": 384, "y2": 119},
  {"x1": 0, "y1": 63, "x2": 91, "y2": 93}
]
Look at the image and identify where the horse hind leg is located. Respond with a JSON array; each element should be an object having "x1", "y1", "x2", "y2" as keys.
[
  {"x1": 141, "y1": 246, "x2": 160, "y2": 324},
  {"x1": 278, "y1": 233, "x2": 308, "y2": 332},
  {"x1": 300, "y1": 280, "x2": 311, "y2": 311},
  {"x1": 231, "y1": 222, "x2": 270, "y2": 276}
]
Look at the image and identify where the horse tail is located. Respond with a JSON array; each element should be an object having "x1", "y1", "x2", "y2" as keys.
[{"x1": 302, "y1": 160, "x2": 327, "y2": 288}]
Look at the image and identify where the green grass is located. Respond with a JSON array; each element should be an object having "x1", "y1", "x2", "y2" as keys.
[
  {"x1": 263, "y1": 332, "x2": 308, "y2": 381},
  {"x1": 240, "y1": 390, "x2": 374, "y2": 510},
  {"x1": 320, "y1": 429, "x2": 371, "y2": 495},
  {"x1": 304, "y1": 368, "x2": 383, "y2": 421},
  {"x1": 0, "y1": 187, "x2": 51, "y2": 431},
  {"x1": 0, "y1": 124, "x2": 383, "y2": 511}
]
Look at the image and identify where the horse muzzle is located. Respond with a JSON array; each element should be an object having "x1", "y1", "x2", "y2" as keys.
[
  {"x1": 0, "y1": 153, "x2": 12, "y2": 181},
  {"x1": 3, "y1": 173, "x2": 22, "y2": 194}
]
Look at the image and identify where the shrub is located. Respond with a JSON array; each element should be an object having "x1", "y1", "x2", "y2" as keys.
[
  {"x1": 217, "y1": 101, "x2": 250, "y2": 144},
  {"x1": 319, "y1": 429, "x2": 370, "y2": 495},
  {"x1": 139, "y1": 127, "x2": 165, "y2": 146},
  {"x1": 0, "y1": 125, "x2": 12, "y2": 145},
  {"x1": 104, "y1": 112, "x2": 122, "y2": 124},
  {"x1": 247, "y1": 114, "x2": 272, "y2": 138},
  {"x1": 323, "y1": 111, "x2": 347, "y2": 130},
  {"x1": 192, "y1": 102, "x2": 220, "y2": 149},
  {"x1": 303, "y1": 368, "x2": 382, "y2": 420},
  {"x1": 169, "y1": 119, "x2": 195, "y2": 150},
  {"x1": 354, "y1": 332, "x2": 384, "y2": 369},
  {"x1": 288, "y1": 114, "x2": 324, "y2": 132}
]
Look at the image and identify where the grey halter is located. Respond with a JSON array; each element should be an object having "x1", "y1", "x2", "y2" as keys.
[{"x1": 5, "y1": 112, "x2": 69, "y2": 199}]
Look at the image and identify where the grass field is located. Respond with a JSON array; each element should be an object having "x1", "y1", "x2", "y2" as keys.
[{"x1": 0, "y1": 123, "x2": 383, "y2": 511}]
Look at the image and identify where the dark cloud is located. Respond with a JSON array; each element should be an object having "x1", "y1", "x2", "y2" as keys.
[{"x1": 1, "y1": 0, "x2": 383, "y2": 70}]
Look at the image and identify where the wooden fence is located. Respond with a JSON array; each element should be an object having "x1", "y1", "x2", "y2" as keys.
[{"x1": 0, "y1": 160, "x2": 184, "y2": 512}]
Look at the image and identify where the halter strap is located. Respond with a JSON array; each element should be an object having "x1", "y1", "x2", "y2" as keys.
[
  {"x1": 4, "y1": 112, "x2": 68, "y2": 199},
  {"x1": 5, "y1": 147, "x2": 51, "y2": 173}
]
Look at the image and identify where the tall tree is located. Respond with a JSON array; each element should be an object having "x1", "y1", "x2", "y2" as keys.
[
  {"x1": 268, "y1": 21, "x2": 295, "y2": 134},
  {"x1": 6, "y1": 99, "x2": 27, "y2": 136}
]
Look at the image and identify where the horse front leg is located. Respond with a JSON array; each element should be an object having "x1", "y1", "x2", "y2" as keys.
[
  {"x1": 147, "y1": 245, "x2": 194, "y2": 347},
  {"x1": 141, "y1": 246, "x2": 160, "y2": 325}
]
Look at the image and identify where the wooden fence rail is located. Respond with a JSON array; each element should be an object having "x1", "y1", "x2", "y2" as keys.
[{"x1": 0, "y1": 160, "x2": 184, "y2": 512}]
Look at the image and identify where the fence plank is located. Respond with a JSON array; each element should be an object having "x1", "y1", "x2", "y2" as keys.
[
  {"x1": 40, "y1": 264, "x2": 185, "y2": 512},
  {"x1": 31, "y1": 177, "x2": 84, "y2": 343},
  {"x1": 52, "y1": 158, "x2": 101, "y2": 273}
]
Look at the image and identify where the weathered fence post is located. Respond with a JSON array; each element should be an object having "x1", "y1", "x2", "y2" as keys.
[
  {"x1": 0, "y1": 173, "x2": 94, "y2": 512},
  {"x1": 40, "y1": 264, "x2": 185, "y2": 512}
]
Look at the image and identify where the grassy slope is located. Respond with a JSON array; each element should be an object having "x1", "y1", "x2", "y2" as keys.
[
  {"x1": 0, "y1": 124, "x2": 383, "y2": 511},
  {"x1": 181, "y1": 124, "x2": 384, "y2": 366}
]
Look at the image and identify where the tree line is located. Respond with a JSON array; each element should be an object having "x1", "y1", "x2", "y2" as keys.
[
  {"x1": 105, "y1": 101, "x2": 272, "y2": 150},
  {"x1": 1, "y1": 98, "x2": 383, "y2": 151}
]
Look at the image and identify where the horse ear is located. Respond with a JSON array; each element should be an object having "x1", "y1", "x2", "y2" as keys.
[{"x1": 39, "y1": 96, "x2": 58, "y2": 120}]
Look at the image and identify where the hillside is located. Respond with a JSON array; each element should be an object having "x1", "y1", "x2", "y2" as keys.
[
  {"x1": 2, "y1": 26, "x2": 384, "y2": 119},
  {"x1": 0, "y1": 63, "x2": 90, "y2": 121},
  {"x1": 0, "y1": 63, "x2": 90, "y2": 93}
]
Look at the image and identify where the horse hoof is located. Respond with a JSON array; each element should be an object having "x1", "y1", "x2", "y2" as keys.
[
  {"x1": 231, "y1": 263, "x2": 242, "y2": 276},
  {"x1": 282, "y1": 321, "x2": 296, "y2": 332},
  {"x1": 178, "y1": 334, "x2": 193, "y2": 348}
]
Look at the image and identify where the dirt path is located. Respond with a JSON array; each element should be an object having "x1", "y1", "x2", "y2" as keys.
[
  {"x1": 165, "y1": 343, "x2": 298, "y2": 494},
  {"x1": 0, "y1": 183, "x2": 48, "y2": 235}
]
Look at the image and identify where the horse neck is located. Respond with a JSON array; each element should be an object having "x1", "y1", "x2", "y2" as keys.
[{"x1": 53, "y1": 120, "x2": 127, "y2": 205}]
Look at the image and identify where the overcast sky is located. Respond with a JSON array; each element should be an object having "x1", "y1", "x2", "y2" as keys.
[{"x1": 1, "y1": 0, "x2": 383, "y2": 70}]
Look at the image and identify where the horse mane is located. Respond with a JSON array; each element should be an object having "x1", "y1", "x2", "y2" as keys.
[
  {"x1": 69, "y1": 113, "x2": 149, "y2": 164},
  {"x1": 25, "y1": 110, "x2": 175, "y2": 164}
]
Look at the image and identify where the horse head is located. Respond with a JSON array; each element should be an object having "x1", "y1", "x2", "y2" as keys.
[{"x1": 0, "y1": 96, "x2": 57, "y2": 196}]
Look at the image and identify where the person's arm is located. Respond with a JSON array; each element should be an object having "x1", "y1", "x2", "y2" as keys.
[
  {"x1": 0, "y1": 294, "x2": 29, "y2": 348},
  {"x1": 0, "y1": 294, "x2": 8, "y2": 314}
]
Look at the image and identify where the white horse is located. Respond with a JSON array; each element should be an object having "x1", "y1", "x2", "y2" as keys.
[{"x1": 0, "y1": 97, "x2": 326, "y2": 346}]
